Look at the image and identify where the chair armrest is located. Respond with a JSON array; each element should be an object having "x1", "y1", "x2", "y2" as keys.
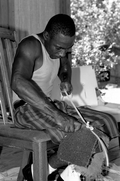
[{"x1": 0, "y1": 125, "x2": 51, "y2": 142}]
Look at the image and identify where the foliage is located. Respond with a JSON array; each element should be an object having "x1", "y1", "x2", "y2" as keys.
[{"x1": 70, "y1": 0, "x2": 120, "y2": 74}]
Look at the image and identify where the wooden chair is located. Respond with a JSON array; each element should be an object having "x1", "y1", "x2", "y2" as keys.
[{"x1": 0, "y1": 28, "x2": 57, "y2": 181}]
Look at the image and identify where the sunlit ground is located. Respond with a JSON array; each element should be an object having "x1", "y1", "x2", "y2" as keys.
[{"x1": 101, "y1": 83, "x2": 120, "y2": 104}]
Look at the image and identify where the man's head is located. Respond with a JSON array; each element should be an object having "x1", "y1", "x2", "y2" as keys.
[
  {"x1": 45, "y1": 14, "x2": 75, "y2": 38},
  {"x1": 43, "y1": 14, "x2": 76, "y2": 59}
]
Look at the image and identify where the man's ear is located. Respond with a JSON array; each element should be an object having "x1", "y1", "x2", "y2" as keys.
[{"x1": 43, "y1": 31, "x2": 50, "y2": 41}]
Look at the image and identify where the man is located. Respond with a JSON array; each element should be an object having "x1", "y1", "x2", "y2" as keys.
[
  {"x1": 11, "y1": 14, "x2": 118, "y2": 171},
  {"x1": 12, "y1": 14, "x2": 81, "y2": 140}
]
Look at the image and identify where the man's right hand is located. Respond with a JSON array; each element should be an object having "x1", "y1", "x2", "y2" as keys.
[{"x1": 56, "y1": 113, "x2": 81, "y2": 133}]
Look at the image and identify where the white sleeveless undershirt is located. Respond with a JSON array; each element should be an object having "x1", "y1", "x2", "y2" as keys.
[
  {"x1": 32, "y1": 34, "x2": 60, "y2": 97},
  {"x1": 13, "y1": 34, "x2": 60, "y2": 102}
]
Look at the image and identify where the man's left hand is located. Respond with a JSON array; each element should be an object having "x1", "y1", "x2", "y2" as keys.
[{"x1": 60, "y1": 81, "x2": 73, "y2": 96}]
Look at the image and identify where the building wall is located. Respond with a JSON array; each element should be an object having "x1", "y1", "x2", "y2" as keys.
[{"x1": 0, "y1": 0, "x2": 70, "y2": 43}]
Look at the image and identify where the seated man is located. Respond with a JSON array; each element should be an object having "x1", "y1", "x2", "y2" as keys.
[{"x1": 11, "y1": 14, "x2": 119, "y2": 173}]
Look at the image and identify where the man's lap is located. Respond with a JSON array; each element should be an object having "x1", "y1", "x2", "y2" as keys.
[{"x1": 14, "y1": 100, "x2": 119, "y2": 144}]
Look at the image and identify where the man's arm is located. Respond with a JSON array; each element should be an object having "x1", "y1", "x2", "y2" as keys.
[
  {"x1": 12, "y1": 37, "x2": 65, "y2": 120},
  {"x1": 11, "y1": 37, "x2": 49, "y2": 110},
  {"x1": 58, "y1": 55, "x2": 73, "y2": 95},
  {"x1": 58, "y1": 55, "x2": 72, "y2": 83}
]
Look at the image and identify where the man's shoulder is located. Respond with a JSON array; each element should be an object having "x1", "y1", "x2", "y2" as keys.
[
  {"x1": 20, "y1": 35, "x2": 40, "y2": 45},
  {"x1": 18, "y1": 35, "x2": 42, "y2": 53}
]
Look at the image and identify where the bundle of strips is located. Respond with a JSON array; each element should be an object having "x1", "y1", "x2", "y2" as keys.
[{"x1": 57, "y1": 91, "x2": 109, "y2": 168}]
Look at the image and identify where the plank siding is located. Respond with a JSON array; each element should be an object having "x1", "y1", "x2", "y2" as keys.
[
  {"x1": 0, "y1": 0, "x2": 9, "y2": 28},
  {"x1": 0, "y1": 0, "x2": 70, "y2": 43}
]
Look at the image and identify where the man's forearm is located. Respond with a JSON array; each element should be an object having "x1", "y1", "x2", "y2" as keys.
[
  {"x1": 12, "y1": 75, "x2": 62, "y2": 117},
  {"x1": 58, "y1": 57, "x2": 72, "y2": 83}
]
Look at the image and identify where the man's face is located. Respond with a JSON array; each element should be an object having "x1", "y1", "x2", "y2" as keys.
[{"x1": 45, "y1": 32, "x2": 75, "y2": 59}]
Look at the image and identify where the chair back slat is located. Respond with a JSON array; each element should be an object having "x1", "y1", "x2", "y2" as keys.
[
  {"x1": 0, "y1": 27, "x2": 15, "y2": 41},
  {"x1": 0, "y1": 51, "x2": 14, "y2": 123},
  {"x1": 4, "y1": 39, "x2": 14, "y2": 78},
  {"x1": 0, "y1": 29, "x2": 17, "y2": 124},
  {"x1": 0, "y1": 81, "x2": 8, "y2": 124}
]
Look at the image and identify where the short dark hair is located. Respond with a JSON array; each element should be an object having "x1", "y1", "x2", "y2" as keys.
[{"x1": 45, "y1": 14, "x2": 76, "y2": 37}]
